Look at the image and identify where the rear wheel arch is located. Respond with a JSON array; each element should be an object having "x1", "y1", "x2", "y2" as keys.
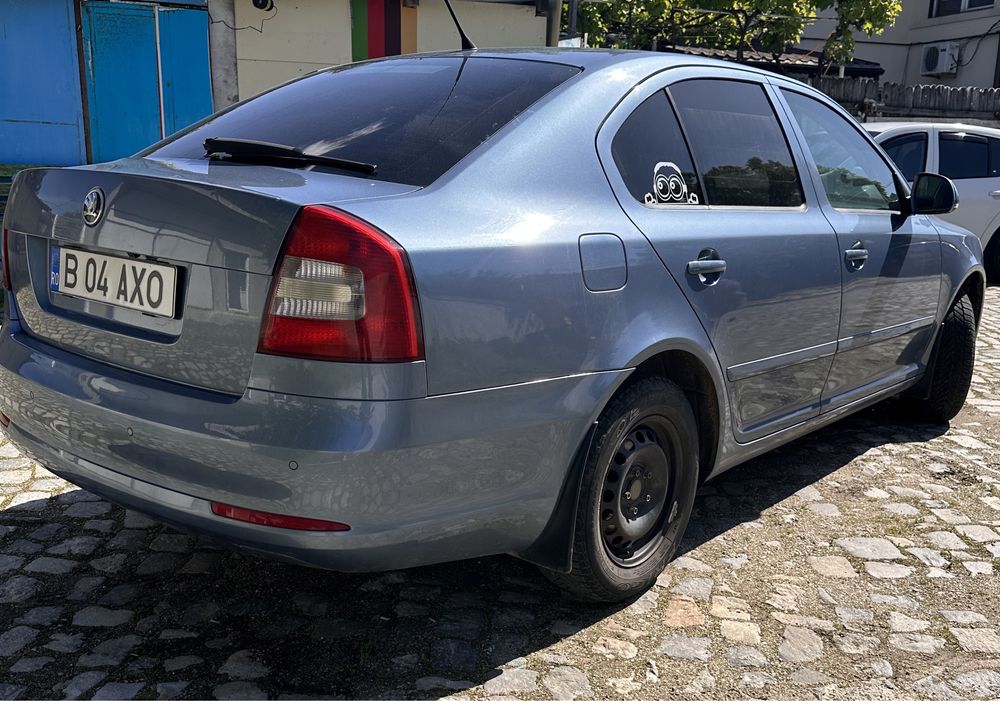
[{"x1": 518, "y1": 345, "x2": 723, "y2": 574}]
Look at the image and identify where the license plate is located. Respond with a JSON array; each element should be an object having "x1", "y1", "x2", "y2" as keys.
[{"x1": 50, "y1": 247, "x2": 177, "y2": 318}]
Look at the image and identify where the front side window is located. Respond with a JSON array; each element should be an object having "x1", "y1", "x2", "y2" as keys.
[
  {"x1": 782, "y1": 90, "x2": 899, "y2": 212},
  {"x1": 611, "y1": 91, "x2": 703, "y2": 206},
  {"x1": 881, "y1": 133, "x2": 928, "y2": 182},
  {"x1": 939, "y1": 133, "x2": 990, "y2": 179},
  {"x1": 669, "y1": 80, "x2": 804, "y2": 207},
  {"x1": 991, "y1": 138, "x2": 1000, "y2": 177}
]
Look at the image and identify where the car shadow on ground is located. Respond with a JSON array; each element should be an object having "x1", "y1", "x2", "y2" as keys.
[{"x1": 1, "y1": 402, "x2": 948, "y2": 699}]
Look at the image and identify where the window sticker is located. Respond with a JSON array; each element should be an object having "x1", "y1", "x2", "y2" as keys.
[{"x1": 644, "y1": 162, "x2": 700, "y2": 205}]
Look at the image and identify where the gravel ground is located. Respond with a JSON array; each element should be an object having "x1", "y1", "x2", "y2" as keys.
[{"x1": 2, "y1": 289, "x2": 1000, "y2": 700}]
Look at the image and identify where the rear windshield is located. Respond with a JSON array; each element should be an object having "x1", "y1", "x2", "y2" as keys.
[{"x1": 148, "y1": 56, "x2": 580, "y2": 187}]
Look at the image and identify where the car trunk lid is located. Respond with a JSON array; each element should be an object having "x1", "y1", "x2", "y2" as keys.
[{"x1": 4, "y1": 158, "x2": 418, "y2": 394}]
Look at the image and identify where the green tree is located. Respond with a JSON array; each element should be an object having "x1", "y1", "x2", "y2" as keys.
[{"x1": 575, "y1": 0, "x2": 901, "y2": 65}]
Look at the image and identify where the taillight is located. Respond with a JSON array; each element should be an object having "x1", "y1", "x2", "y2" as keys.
[
  {"x1": 259, "y1": 206, "x2": 423, "y2": 362},
  {"x1": 2, "y1": 228, "x2": 10, "y2": 291}
]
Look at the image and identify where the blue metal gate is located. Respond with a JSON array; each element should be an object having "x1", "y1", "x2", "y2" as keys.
[{"x1": 81, "y1": 1, "x2": 213, "y2": 162}]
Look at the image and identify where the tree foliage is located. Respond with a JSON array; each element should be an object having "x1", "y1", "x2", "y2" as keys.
[{"x1": 575, "y1": 0, "x2": 901, "y2": 65}]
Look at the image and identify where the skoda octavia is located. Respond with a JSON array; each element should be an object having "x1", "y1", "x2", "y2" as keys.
[{"x1": 0, "y1": 50, "x2": 984, "y2": 601}]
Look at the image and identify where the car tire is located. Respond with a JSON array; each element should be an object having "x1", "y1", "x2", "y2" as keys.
[
  {"x1": 543, "y1": 375, "x2": 699, "y2": 602},
  {"x1": 907, "y1": 293, "x2": 977, "y2": 423}
]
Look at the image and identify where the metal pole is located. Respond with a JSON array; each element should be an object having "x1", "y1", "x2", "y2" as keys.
[{"x1": 546, "y1": 0, "x2": 561, "y2": 47}]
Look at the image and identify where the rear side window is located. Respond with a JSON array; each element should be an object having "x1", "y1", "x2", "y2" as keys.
[
  {"x1": 881, "y1": 133, "x2": 927, "y2": 182},
  {"x1": 669, "y1": 79, "x2": 803, "y2": 208},
  {"x1": 992, "y1": 138, "x2": 1000, "y2": 177},
  {"x1": 940, "y1": 133, "x2": 989, "y2": 180},
  {"x1": 611, "y1": 91, "x2": 703, "y2": 206},
  {"x1": 782, "y1": 90, "x2": 898, "y2": 212},
  {"x1": 148, "y1": 57, "x2": 580, "y2": 187}
]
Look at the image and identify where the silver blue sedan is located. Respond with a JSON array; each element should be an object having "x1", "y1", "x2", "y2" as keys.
[{"x1": 0, "y1": 50, "x2": 983, "y2": 601}]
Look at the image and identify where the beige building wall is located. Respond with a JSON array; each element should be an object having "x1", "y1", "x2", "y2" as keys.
[
  {"x1": 799, "y1": 3, "x2": 1000, "y2": 87},
  {"x1": 234, "y1": 0, "x2": 354, "y2": 100},
  {"x1": 416, "y1": 0, "x2": 545, "y2": 52}
]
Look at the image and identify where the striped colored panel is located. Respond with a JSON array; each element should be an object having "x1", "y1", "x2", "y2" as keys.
[{"x1": 350, "y1": 0, "x2": 367, "y2": 61}]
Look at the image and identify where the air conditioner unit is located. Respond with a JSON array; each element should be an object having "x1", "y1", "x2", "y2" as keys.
[{"x1": 921, "y1": 42, "x2": 960, "y2": 77}]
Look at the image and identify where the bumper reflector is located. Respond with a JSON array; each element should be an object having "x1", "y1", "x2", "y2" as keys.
[{"x1": 210, "y1": 502, "x2": 350, "y2": 532}]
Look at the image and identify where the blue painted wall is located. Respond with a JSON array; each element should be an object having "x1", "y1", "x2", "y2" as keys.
[{"x1": 0, "y1": 0, "x2": 87, "y2": 165}]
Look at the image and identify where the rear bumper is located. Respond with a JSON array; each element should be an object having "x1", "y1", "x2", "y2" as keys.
[{"x1": 0, "y1": 324, "x2": 626, "y2": 571}]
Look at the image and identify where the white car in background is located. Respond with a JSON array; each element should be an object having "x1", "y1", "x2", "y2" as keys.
[{"x1": 870, "y1": 122, "x2": 1000, "y2": 282}]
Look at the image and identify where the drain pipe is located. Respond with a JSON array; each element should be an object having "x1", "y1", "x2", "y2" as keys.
[{"x1": 546, "y1": 0, "x2": 562, "y2": 47}]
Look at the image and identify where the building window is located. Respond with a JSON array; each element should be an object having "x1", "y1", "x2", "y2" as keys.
[{"x1": 930, "y1": 0, "x2": 993, "y2": 17}]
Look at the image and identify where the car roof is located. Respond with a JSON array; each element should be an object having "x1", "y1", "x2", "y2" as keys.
[
  {"x1": 378, "y1": 48, "x2": 795, "y2": 77},
  {"x1": 868, "y1": 121, "x2": 1000, "y2": 138}
]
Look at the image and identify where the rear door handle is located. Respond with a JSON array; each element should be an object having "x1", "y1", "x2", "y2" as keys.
[
  {"x1": 990, "y1": 190, "x2": 1000, "y2": 199},
  {"x1": 686, "y1": 259, "x2": 727, "y2": 276},
  {"x1": 844, "y1": 248, "x2": 869, "y2": 262}
]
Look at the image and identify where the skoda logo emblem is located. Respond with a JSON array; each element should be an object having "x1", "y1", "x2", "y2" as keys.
[{"x1": 82, "y1": 188, "x2": 105, "y2": 226}]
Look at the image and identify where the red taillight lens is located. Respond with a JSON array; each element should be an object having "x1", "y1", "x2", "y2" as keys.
[
  {"x1": 259, "y1": 206, "x2": 423, "y2": 362},
  {"x1": 211, "y1": 502, "x2": 350, "y2": 531},
  {"x1": 2, "y1": 228, "x2": 10, "y2": 291}
]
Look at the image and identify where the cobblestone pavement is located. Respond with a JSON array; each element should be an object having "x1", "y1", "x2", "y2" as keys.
[{"x1": 3, "y1": 291, "x2": 1000, "y2": 700}]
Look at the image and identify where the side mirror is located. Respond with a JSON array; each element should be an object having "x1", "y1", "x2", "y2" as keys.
[{"x1": 911, "y1": 172, "x2": 959, "y2": 215}]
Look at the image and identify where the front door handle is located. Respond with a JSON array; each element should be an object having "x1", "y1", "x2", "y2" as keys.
[
  {"x1": 687, "y1": 259, "x2": 727, "y2": 276},
  {"x1": 990, "y1": 190, "x2": 1000, "y2": 199},
  {"x1": 844, "y1": 248, "x2": 869, "y2": 262}
]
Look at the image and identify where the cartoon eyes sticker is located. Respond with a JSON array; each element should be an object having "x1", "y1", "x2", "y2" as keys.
[{"x1": 644, "y1": 162, "x2": 700, "y2": 205}]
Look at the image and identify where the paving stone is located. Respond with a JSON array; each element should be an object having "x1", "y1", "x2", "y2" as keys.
[
  {"x1": 149, "y1": 533, "x2": 189, "y2": 553},
  {"x1": 78, "y1": 635, "x2": 141, "y2": 666},
  {"x1": 965, "y1": 560, "x2": 995, "y2": 575},
  {"x1": 179, "y1": 602, "x2": 221, "y2": 625},
  {"x1": 123, "y1": 511, "x2": 157, "y2": 529},
  {"x1": 108, "y1": 531, "x2": 146, "y2": 551},
  {"x1": 908, "y1": 547, "x2": 950, "y2": 567},
  {"x1": 871, "y1": 659, "x2": 894, "y2": 678},
  {"x1": 889, "y1": 612, "x2": 931, "y2": 632},
  {"x1": 4, "y1": 539, "x2": 42, "y2": 555},
  {"x1": 941, "y1": 610, "x2": 987, "y2": 624},
  {"x1": 658, "y1": 633, "x2": 712, "y2": 661},
  {"x1": 135, "y1": 553, "x2": 181, "y2": 576},
  {"x1": 45, "y1": 633, "x2": 84, "y2": 653},
  {"x1": 720, "y1": 620, "x2": 761, "y2": 645},
  {"x1": 932, "y1": 508, "x2": 971, "y2": 524},
  {"x1": 952, "y1": 670, "x2": 1000, "y2": 698},
  {"x1": 835, "y1": 633, "x2": 879, "y2": 655},
  {"x1": 58, "y1": 672, "x2": 108, "y2": 700},
  {"x1": 483, "y1": 669, "x2": 538, "y2": 695},
  {"x1": 865, "y1": 561, "x2": 914, "y2": 578},
  {"x1": 889, "y1": 633, "x2": 946, "y2": 654},
  {"x1": 63, "y1": 501, "x2": 111, "y2": 518},
  {"x1": 23, "y1": 556, "x2": 78, "y2": 574},
  {"x1": 913, "y1": 676, "x2": 962, "y2": 701},
  {"x1": 777, "y1": 626, "x2": 823, "y2": 663},
  {"x1": 0, "y1": 553, "x2": 24, "y2": 575},
  {"x1": 83, "y1": 519, "x2": 115, "y2": 534},
  {"x1": 98, "y1": 585, "x2": 137, "y2": 607},
  {"x1": 0, "y1": 626, "x2": 38, "y2": 657},
  {"x1": 91, "y1": 682, "x2": 144, "y2": 700},
  {"x1": 219, "y1": 649, "x2": 269, "y2": 680},
  {"x1": 67, "y1": 576, "x2": 105, "y2": 601},
  {"x1": 795, "y1": 485, "x2": 823, "y2": 501},
  {"x1": 16, "y1": 607, "x2": 61, "y2": 625},
  {"x1": 431, "y1": 637, "x2": 478, "y2": 672},
  {"x1": 808, "y1": 502, "x2": 841, "y2": 517},
  {"x1": 670, "y1": 556, "x2": 713, "y2": 573},
  {"x1": 836, "y1": 537, "x2": 905, "y2": 560},
  {"x1": 740, "y1": 672, "x2": 776, "y2": 689},
  {"x1": 836, "y1": 607, "x2": 874, "y2": 630},
  {"x1": 709, "y1": 595, "x2": 751, "y2": 620},
  {"x1": 771, "y1": 613, "x2": 836, "y2": 631},
  {"x1": 212, "y1": 682, "x2": 266, "y2": 700},
  {"x1": 592, "y1": 637, "x2": 638, "y2": 659},
  {"x1": 0, "y1": 683, "x2": 25, "y2": 700},
  {"x1": 807, "y1": 555, "x2": 857, "y2": 578},
  {"x1": 663, "y1": 597, "x2": 704, "y2": 627},
  {"x1": 926, "y1": 531, "x2": 969, "y2": 549},
  {"x1": 727, "y1": 646, "x2": 768, "y2": 667},
  {"x1": 164, "y1": 656, "x2": 203, "y2": 672},
  {"x1": 46, "y1": 536, "x2": 101, "y2": 556},
  {"x1": 790, "y1": 669, "x2": 835, "y2": 685},
  {"x1": 541, "y1": 666, "x2": 593, "y2": 700},
  {"x1": 154, "y1": 681, "x2": 190, "y2": 700},
  {"x1": 951, "y1": 628, "x2": 1000, "y2": 653},
  {"x1": 0, "y1": 575, "x2": 39, "y2": 604},
  {"x1": 72, "y1": 607, "x2": 133, "y2": 627},
  {"x1": 670, "y1": 576, "x2": 713, "y2": 601},
  {"x1": 413, "y1": 677, "x2": 474, "y2": 692},
  {"x1": 957, "y1": 525, "x2": 1000, "y2": 542},
  {"x1": 10, "y1": 656, "x2": 53, "y2": 673}
]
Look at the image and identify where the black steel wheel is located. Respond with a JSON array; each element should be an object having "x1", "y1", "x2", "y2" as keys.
[{"x1": 543, "y1": 375, "x2": 699, "y2": 602}]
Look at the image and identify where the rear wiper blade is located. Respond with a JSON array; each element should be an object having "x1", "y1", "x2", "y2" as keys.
[{"x1": 203, "y1": 137, "x2": 377, "y2": 176}]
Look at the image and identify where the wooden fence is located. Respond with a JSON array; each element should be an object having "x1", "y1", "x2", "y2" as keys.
[{"x1": 803, "y1": 77, "x2": 1000, "y2": 123}]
